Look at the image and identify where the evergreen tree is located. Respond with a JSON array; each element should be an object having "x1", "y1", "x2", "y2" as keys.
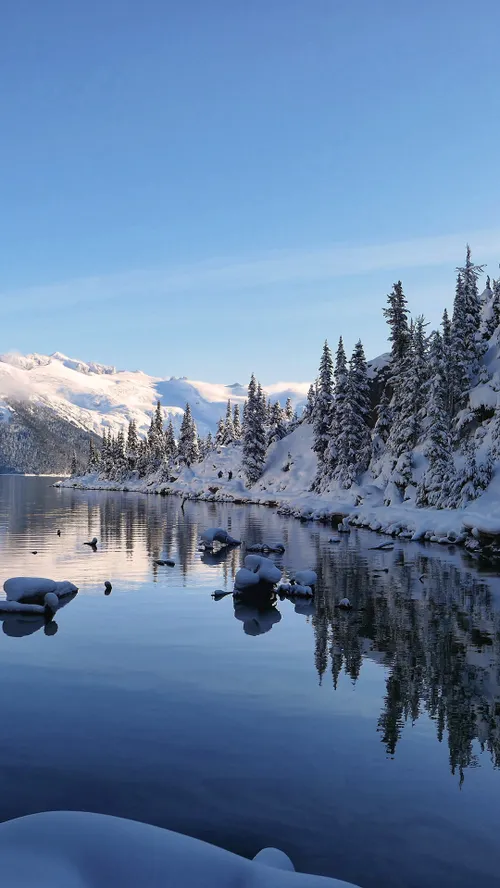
[
  {"x1": 326, "y1": 336, "x2": 348, "y2": 477},
  {"x1": 448, "y1": 439, "x2": 492, "y2": 508},
  {"x1": 215, "y1": 417, "x2": 225, "y2": 447},
  {"x1": 204, "y1": 430, "x2": 214, "y2": 454},
  {"x1": 492, "y1": 276, "x2": 500, "y2": 331},
  {"x1": 268, "y1": 400, "x2": 287, "y2": 445},
  {"x1": 383, "y1": 281, "x2": 410, "y2": 366},
  {"x1": 164, "y1": 419, "x2": 177, "y2": 463},
  {"x1": 312, "y1": 341, "x2": 334, "y2": 488},
  {"x1": 242, "y1": 374, "x2": 267, "y2": 484},
  {"x1": 178, "y1": 403, "x2": 198, "y2": 466},
  {"x1": 450, "y1": 247, "x2": 485, "y2": 414},
  {"x1": 113, "y1": 428, "x2": 127, "y2": 477},
  {"x1": 304, "y1": 383, "x2": 316, "y2": 422},
  {"x1": 87, "y1": 438, "x2": 100, "y2": 473},
  {"x1": 70, "y1": 451, "x2": 78, "y2": 476},
  {"x1": 266, "y1": 398, "x2": 272, "y2": 423},
  {"x1": 387, "y1": 318, "x2": 429, "y2": 495},
  {"x1": 136, "y1": 438, "x2": 151, "y2": 477},
  {"x1": 285, "y1": 397, "x2": 294, "y2": 422},
  {"x1": 371, "y1": 385, "x2": 392, "y2": 461},
  {"x1": 441, "y1": 308, "x2": 453, "y2": 417},
  {"x1": 233, "y1": 403, "x2": 242, "y2": 440},
  {"x1": 126, "y1": 419, "x2": 139, "y2": 468},
  {"x1": 335, "y1": 340, "x2": 371, "y2": 487},
  {"x1": 222, "y1": 400, "x2": 235, "y2": 444},
  {"x1": 416, "y1": 331, "x2": 454, "y2": 507}
]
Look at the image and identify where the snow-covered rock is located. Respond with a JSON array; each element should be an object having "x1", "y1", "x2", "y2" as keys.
[
  {"x1": 3, "y1": 577, "x2": 78, "y2": 602},
  {"x1": 294, "y1": 570, "x2": 317, "y2": 586},
  {"x1": 242, "y1": 554, "x2": 282, "y2": 584},
  {"x1": 0, "y1": 810, "x2": 361, "y2": 887},
  {"x1": 201, "y1": 528, "x2": 241, "y2": 547}
]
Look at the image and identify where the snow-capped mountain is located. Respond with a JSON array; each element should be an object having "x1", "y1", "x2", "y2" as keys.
[{"x1": 0, "y1": 351, "x2": 311, "y2": 473}]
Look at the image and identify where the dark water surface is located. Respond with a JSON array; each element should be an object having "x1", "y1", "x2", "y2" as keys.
[{"x1": 0, "y1": 476, "x2": 499, "y2": 887}]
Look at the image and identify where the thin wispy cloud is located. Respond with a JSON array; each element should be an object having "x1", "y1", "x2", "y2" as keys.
[{"x1": 2, "y1": 227, "x2": 500, "y2": 315}]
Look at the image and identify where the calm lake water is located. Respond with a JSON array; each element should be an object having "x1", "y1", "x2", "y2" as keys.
[{"x1": 0, "y1": 476, "x2": 499, "y2": 887}]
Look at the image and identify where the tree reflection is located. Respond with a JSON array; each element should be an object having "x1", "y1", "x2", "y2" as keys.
[{"x1": 312, "y1": 543, "x2": 500, "y2": 778}]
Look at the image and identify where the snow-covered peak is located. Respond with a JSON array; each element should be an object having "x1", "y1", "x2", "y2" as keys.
[{"x1": 50, "y1": 352, "x2": 117, "y2": 376}]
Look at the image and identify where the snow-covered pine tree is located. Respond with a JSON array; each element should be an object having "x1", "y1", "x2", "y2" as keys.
[
  {"x1": 205, "y1": 430, "x2": 214, "y2": 453},
  {"x1": 312, "y1": 340, "x2": 334, "y2": 489},
  {"x1": 215, "y1": 418, "x2": 225, "y2": 448},
  {"x1": 70, "y1": 451, "x2": 78, "y2": 476},
  {"x1": 113, "y1": 428, "x2": 127, "y2": 478},
  {"x1": 386, "y1": 317, "x2": 429, "y2": 497},
  {"x1": 178, "y1": 403, "x2": 198, "y2": 466},
  {"x1": 266, "y1": 398, "x2": 272, "y2": 423},
  {"x1": 492, "y1": 275, "x2": 500, "y2": 332},
  {"x1": 372, "y1": 385, "x2": 392, "y2": 461},
  {"x1": 335, "y1": 340, "x2": 371, "y2": 488},
  {"x1": 233, "y1": 403, "x2": 242, "y2": 441},
  {"x1": 448, "y1": 438, "x2": 492, "y2": 508},
  {"x1": 325, "y1": 336, "x2": 348, "y2": 477},
  {"x1": 136, "y1": 438, "x2": 150, "y2": 477},
  {"x1": 126, "y1": 419, "x2": 139, "y2": 469},
  {"x1": 285, "y1": 397, "x2": 294, "y2": 422},
  {"x1": 242, "y1": 374, "x2": 267, "y2": 485},
  {"x1": 450, "y1": 247, "x2": 485, "y2": 415},
  {"x1": 440, "y1": 307, "x2": 453, "y2": 418},
  {"x1": 87, "y1": 438, "x2": 100, "y2": 473},
  {"x1": 268, "y1": 400, "x2": 287, "y2": 445},
  {"x1": 416, "y1": 330, "x2": 454, "y2": 507},
  {"x1": 147, "y1": 404, "x2": 166, "y2": 473},
  {"x1": 383, "y1": 281, "x2": 411, "y2": 368},
  {"x1": 164, "y1": 419, "x2": 177, "y2": 463},
  {"x1": 222, "y1": 400, "x2": 235, "y2": 445}
]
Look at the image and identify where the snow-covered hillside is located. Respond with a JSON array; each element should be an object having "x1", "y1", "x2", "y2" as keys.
[{"x1": 0, "y1": 351, "x2": 309, "y2": 441}]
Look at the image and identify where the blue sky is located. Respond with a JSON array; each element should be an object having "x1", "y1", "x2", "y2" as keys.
[{"x1": 1, "y1": 0, "x2": 499, "y2": 382}]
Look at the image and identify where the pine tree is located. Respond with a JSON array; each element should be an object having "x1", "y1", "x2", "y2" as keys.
[
  {"x1": 125, "y1": 419, "x2": 139, "y2": 469},
  {"x1": 304, "y1": 383, "x2": 316, "y2": 422},
  {"x1": 450, "y1": 247, "x2": 485, "y2": 414},
  {"x1": 136, "y1": 438, "x2": 151, "y2": 477},
  {"x1": 448, "y1": 439, "x2": 492, "y2": 508},
  {"x1": 383, "y1": 281, "x2": 410, "y2": 366},
  {"x1": 335, "y1": 340, "x2": 371, "y2": 488},
  {"x1": 70, "y1": 451, "x2": 78, "y2": 476},
  {"x1": 312, "y1": 341, "x2": 334, "y2": 488},
  {"x1": 215, "y1": 417, "x2": 225, "y2": 447},
  {"x1": 178, "y1": 403, "x2": 198, "y2": 466},
  {"x1": 222, "y1": 400, "x2": 235, "y2": 444},
  {"x1": 266, "y1": 398, "x2": 272, "y2": 423},
  {"x1": 164, "y1": 419, "x2": 177, "y2": 463},
  {"x1": 268, "y1": 400, "x2": 287, "y2": 445},
  {"x1": 242, "y1": 374, "x2": 267, "y2": 484},
  {"x1": 492, "y1": 276, "x2": 500, "y2": 331},
  {"x1": 416, "y1": 331, "x2": 454, "y2": 507},
  {"x1": 441, "y1": 308, "x2": 453, "y2": 417},
  {"x1": 326, "y1": 336, "x2": 348, "y2": 477},
  {"x1": 204, "y1": 430, "x2": 213, "y2": 454},
  {"x1": 371, "y1": 385, "x2": 392, "y2": 461},
  {"x1": 285, "y1": 397, "x2": 294, "y2": 422},
  {"x1": 387, "y1": 318, "x2": 429, "y2": 496},
  {"x1": 87, "y1": 438, "x2": 100, "y2": 473},
  {"x1": 233, "y1": 403, "x2": 242, "y2": 441}
]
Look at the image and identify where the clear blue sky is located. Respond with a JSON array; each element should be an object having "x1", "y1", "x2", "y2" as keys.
[{"x1": 1, "y1": 0, "x2": 499, "y2": 382}]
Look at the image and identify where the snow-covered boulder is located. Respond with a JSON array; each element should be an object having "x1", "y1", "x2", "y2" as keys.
[
  {"x1": 0, "y1": 811, "x2": 361, "y2": 887},
  {"x1": 294, "y1": 570, "x2": 317, "y2": 586},
  {"x1": 3, "y1": 577, "x2": 78, "y2": 602},
  {"x1": 201, "y1": 528, "x2": 241, "y2": 547},
  {"x1": 234, "y1": 567, "x2": 261, "y2": 590},
  {"x1": 242, "y1": 554, "x2": 282, "y2": 584}
]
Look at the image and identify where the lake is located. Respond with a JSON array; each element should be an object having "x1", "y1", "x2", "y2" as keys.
[{"x1": 0, "y1": 476, "x2": 499, "y2": 887}]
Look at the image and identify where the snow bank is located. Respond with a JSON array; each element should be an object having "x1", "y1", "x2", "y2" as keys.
[{"x1": 0, "y1": 811, "x2": 361, "y2": 887}]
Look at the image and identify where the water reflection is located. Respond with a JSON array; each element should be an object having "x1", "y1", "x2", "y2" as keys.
[
  {"x1": 0, "y1": 477, "x2": 499, "y2": 783},
  {"x1": 0, "y1": 592, "x2": 77, "y2": 638}
]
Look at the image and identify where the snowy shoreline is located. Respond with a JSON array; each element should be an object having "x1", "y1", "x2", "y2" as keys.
[{"x1": 57, "y1": 465, "x2": 500, "y2": 562}]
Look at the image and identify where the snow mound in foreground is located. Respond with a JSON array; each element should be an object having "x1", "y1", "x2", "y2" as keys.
[{"x1": 0, "y1": 811, "x2": 361, "y2": 887}]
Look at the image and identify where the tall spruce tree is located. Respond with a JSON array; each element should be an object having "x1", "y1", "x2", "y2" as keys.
[
  {"x1": 304, "y1": 383, "x2": 316, "y2": 422},
  {"x1": 285, "y1": 397, "x2": 294, "y2": 422},
  {"x1": 178, "y1": 403, "x2": 198, "y2": 466},
  {"x1": 450, "y1": 247, "x2": 485, "y2": 415},
  {"x1": 215, "y1": 417, "x2": 225, "y2": 447},
  {"x1": 416, "y1": 330, "x2": 454, "y2": 507},
  {"x1": 335, "y1": 340, "x2": 371, "y2": 488},
  {"x1": 383, "y1": 281, "x2": 410, "y2": 367},
  {"x1": 222, "y1": 400, "x2": 235, "y2": 444},
  {"x1": 325, "y1": 336, "x2": 348, "y2": 477},
  {"x1": 312, "y1": 340, "x2": 334, "y2": 488},
  {"x1": 268, "y1": 400, "x2": 287, "y2": 445},
  {"x1": 164, "y1": 419, "x2": 177, "y2": 463},
  {"x1": 126, "y1": 420, "x2": 139, "y2": 468},
  {"x1": 233, "y1": 403, "x2": 242, "y2": 440},
  {"x1": 242, "y1": 374, "x2": 267, "y2": 484}
]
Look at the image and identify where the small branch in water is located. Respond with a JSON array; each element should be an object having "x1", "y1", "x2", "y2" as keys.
[{"x1": 369, "y1": 542, "x2": 394, "y2": 551}]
